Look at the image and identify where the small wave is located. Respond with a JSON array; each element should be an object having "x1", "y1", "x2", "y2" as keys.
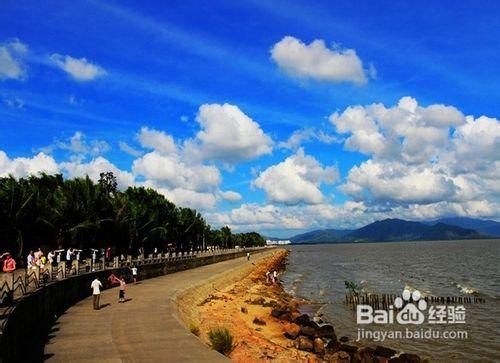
[{"x1": 456, "y1": 283, "x2": 479, "y2": 295}]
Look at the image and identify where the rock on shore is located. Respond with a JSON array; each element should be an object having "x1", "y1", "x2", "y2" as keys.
[{"x1": 184, "y1": 249, "x2": 427, "y2": 362}]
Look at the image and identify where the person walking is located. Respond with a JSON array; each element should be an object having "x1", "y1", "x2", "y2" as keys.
[
  {"x1": 131, "y1": 265, "x2": 138, "y2": 283},
  {"x1": 273, "y1": 270, "x2": 278, "y2": 284},
  {"x1": 27, "y1": 250, "x2": 34, "y2": 270},
  {"x1": 47, "y1": 250, "x2": 55, "y2": 265},
  {"x1": 91, "y1": 277, "x2": 102, "y2": 310},
  {"x1": 247, "y1": 252, "x2": 250, "y2": 261}
]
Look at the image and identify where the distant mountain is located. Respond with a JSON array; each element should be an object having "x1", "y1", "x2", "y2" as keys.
[
  {"x1": 290, "y1": 229, "x2": 353, "y2": 244},
  {"x1": 428, "y1": 217, "x2": 500, "y2": 237},
  {"x1": 347, "y1": 219, "x2": 482, "y2": 242},
  {"x1": 288, "y1": 218, "x2": 487, "y2": 244}
]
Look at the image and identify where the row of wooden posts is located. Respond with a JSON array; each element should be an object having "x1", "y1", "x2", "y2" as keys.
[{"x1": 345, "y1": 293, "x2": 486, "y2": 310}]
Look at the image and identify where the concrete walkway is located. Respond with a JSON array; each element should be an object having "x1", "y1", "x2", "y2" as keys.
[{"x1": 44, "y1": 251, "x2": 272, "y2": 362}]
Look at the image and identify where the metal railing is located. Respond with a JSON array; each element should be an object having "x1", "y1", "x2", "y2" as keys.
[{"x1": 0, "y1": 247, "x2": 264, "y2": 307}]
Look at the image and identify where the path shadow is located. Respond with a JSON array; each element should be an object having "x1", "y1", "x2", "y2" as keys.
[
  {"x1": 122, "y1": 298, "x2": 133, "y2": 303},
  {"x1": 43, "y1": 353, "x2": 54, "y2": 361},
  {"x1": 98, "y1": 303, "x2": 111, "y2": 310}
]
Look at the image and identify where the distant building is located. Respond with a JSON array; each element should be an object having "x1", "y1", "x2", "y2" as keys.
[{"x1": 266, "y1": 239, "x2": 291, "y2": 245}]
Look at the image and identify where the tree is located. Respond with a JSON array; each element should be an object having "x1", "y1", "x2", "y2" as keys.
[{"x1": 0, "y1": 173, "x2": 267, "y2": 258}]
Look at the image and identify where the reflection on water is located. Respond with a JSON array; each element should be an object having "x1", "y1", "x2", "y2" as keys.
[{"x1": 281, "y1": 239, "x2": 500, "y2": 361}]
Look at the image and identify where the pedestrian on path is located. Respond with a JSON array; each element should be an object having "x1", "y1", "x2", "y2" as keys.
[
  {"x1": 131, "y1": 265, "x2": 138, "y2": 283},
  {"x1": 91, "y1": 277, "x2": 102, "y2": 310},
  {"x1": 247, "y1": 252, "x2": 250, "y2": 261},
  {"x1": 109, "y1": 274, "x2": 127, "y2": 303}
]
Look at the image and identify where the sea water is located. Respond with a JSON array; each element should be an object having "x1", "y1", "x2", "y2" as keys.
[{"x1": 281, "y1": 239, "x2": 500, "y2": 361}]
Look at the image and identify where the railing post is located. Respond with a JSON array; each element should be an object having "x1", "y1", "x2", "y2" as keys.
[
  {"x1": 60, "y1": 262, "x2": 66, "y2": 279},
  {"x1": 47, "y1": 263, "x2": 53, "y2": 281},
  {"x1": 75, "y1": 260, "x2": 79, "y2": 275}
]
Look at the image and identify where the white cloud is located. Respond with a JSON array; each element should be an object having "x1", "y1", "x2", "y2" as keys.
[
  {"x1": 330, "y1": 96, "x2": 466, "y2": 163},
  {"x1": 0, "y1": 151, "x2": 59, "y2": 178},
  {"x1": 278, "y1": 128, "x2": 340, "y2": 150},
  {"x1": 60, "y1": 156, "x2": 134, "y2": 190},
  {"x1": 132, "y1": 151, "x2": 221, "y2": 192},
  {"x1": 118, "y1": 141, "x2": 142, "y2": 157},
  {"x1": 218, "y1": 190, "x2": 242, "y2": 202},
  {"x1": 330, "y1": 97, "x2": 499, "y2": 215},
  {"x1": 0, "y1": 38, "x2": 28, "y2": 80},
  {"x1": 341, "y1": 160, "x2": 457, "y2": 204},
  {"x1": 40, "y1": 132, "x2": 109, "y2": 157},
  {"x1": 136, "y1": 127, "x2": 177, "y2": 155},
  {"x1": 270, "y1": 36, "x2": 371, "y2": 84},
  {"x1": 145, "y1": 184, "x2": 218, "y2": 210},
  {"x1": 50, "y1": 54, "x2": 107, "y2": 81},
  {"x1": 184, "y1": 103, "x2": 273, "y2": 163},
  {"x1": 209, "y1": 203, "x2": 307, "y2": 231},
  {"x1": 254, "y1": 149, "x2": 338, "y2": 205}
]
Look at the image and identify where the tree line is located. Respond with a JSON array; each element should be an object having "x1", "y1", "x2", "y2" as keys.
[{"x1": 0, "y1": 172, "x2": 266, "y2": 258}]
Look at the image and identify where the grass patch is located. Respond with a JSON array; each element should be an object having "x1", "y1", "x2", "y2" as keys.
[
  {"x1": 208, "y1": 327, "x2": 234, "y2": 355},
  {"x1": 189, "y1": 322, "x2": 200, "y2": 336}
]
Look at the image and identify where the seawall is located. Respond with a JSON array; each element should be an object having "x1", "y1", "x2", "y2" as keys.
[{"x1": 0, "y1": 249, "x2": 268, "y2": 363}]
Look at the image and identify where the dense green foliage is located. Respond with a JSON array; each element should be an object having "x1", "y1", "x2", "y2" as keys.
[
  {"x1": 0, "y1": 173, "x2": 266, "y2": 257},
  {"x1": 208, "y1": 327, "x2": 234, "y2": 355}
]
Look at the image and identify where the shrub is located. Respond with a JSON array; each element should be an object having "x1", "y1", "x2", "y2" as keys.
[
  {"x1": 208, "y1": 327, "x2": 234, "y2": 355},
  {"x1": 189, "y1": 322, "x2": 200, "y2": 336}
]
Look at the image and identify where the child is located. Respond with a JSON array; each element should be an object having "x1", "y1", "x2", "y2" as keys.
[{"x1": 109, "y1": 274, "x2": 127, "y2": 303}]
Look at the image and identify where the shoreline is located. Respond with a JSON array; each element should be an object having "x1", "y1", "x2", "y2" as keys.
[{"x1": 174, "y1": 248, "x2": 427, "y2": 362}]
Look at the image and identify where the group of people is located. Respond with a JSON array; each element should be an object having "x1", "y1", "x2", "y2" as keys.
[
  {"x1": 25, "y1": 248, "x2": 76, "y2": 271},
  {"x1": 90, "y1": 265, "x2": 138, "y2": 310},
  {"x1": 265, "y1": 270, "x2": 279, "y2": 284}
]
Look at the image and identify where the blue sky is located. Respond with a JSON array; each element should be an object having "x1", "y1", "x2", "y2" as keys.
[{"x1": 1, "y1": 0, "x2": 499, "y2": 237}]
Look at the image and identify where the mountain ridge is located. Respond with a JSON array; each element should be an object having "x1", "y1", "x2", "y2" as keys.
[{"x1": 287, "y1": 217, "x2": 495, "y2": 244}]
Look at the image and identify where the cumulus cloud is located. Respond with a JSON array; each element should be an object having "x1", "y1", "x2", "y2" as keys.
[
  {"x1": 0, "y1": 151, "x2": 59, "y2": 178},
  {"x1": 0, "y1": 38, "x2": 28, "y2": 80},
  {"x1": 60, "y1": 156, "x2": 134, "y2": 190},
  {"x1": 209, "y1": 203, "x2": 307, "y2": 231},
  {"x1": 136, "y1": 127, "x2": 177, "y2": 155},
  {"x1": 50, "y1": 54, "x2": 107, "y2": 81},
  {"x1": 340, "y1": 160, "x2": 456, "y2": 204},
  {"x1": 270, "y1": 36, "x2": 372, "y2": 84},
  {"x1": 132, "y1": 151, "x2": 221, "y2": 192},
  {"x1": 184, "y1": 103, "x2": 273, "y2": 163},
  {"x1": 144, "y1": 183, "x2": 218, "y2": 210},
  {"x1": 330, "y1": 97, "x2": 499, "y2": 216},
  {"x1": 253, "y1": 149, "x2": 338, "y2": 205},
  {"x1": 330, "y1": 96, "x2": 466, "y2": 163}
]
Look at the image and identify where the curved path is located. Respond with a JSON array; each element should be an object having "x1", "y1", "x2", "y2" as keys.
[{"x1": 44, "y1": 251, "x2": 273, "y2": 362}]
